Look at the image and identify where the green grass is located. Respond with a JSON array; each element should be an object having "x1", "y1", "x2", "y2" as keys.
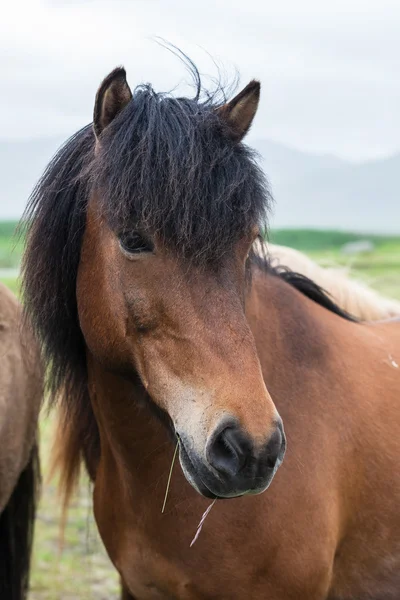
[
  {"x1": 0, "y1": 225, "x2": 399, "y2": 598},
  {"x1": 0, "y1": 220, "x2": 23, "y2": 268},
  {"x1": 269, "y1": 228, "x2": 400, "y2": 253},
  {"x1": 0, "y1": 276, "x2": 19, "y2": 296}
]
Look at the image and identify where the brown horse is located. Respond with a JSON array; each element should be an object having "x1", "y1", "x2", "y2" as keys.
[
  {"x1": 0, "y1": 282, "x2": 42, "y2": 599},
  {"x1": 22, "y1": 62, "x2": 400, "y2": 599}
]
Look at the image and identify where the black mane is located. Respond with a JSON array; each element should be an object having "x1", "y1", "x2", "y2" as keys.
[
  {"x1": 251, "y1": 254, "x2": 357, "y2": 322},
  {"x1": 21, "y1": 70, "x2": 355, "y2": 420},
  {"x1": 274, "y1": 269, "x2": 357, "y2": 321}
]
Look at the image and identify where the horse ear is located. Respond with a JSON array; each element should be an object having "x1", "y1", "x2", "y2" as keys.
[
  {"x1": 93, "y1": 67, "x2": 132, "y2": 138},
  {"x1": 216, "y1": 80, "x2": 260, "y2": 142}
]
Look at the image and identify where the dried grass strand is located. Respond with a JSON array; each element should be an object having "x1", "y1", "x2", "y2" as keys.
[
  {"x1": 190, "y1": 498, "x2": 217, "y2": 547},
  {"x1": 161, "y1": 442, "x2": 179, "y2": 513}
]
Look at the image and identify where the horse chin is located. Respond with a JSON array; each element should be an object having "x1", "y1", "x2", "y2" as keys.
[
  {"x1": 182, "y1": 467, "x2": 235, "y2": 500},
  {"x1": 192, "y1": 479, "x2": 219, "y2": 500}
]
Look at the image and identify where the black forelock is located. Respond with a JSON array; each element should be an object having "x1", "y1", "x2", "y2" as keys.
[{"x1": 87, "y1": 84, "x2": 271, "y2": 263}]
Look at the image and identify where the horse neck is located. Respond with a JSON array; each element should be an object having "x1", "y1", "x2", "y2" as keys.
[{"x1": 246, "y1": 267, "x2": 337, "y2": 380}]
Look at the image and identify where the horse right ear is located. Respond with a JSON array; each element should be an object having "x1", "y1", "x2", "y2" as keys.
[{"x1": 93, "y1": 67, "x2": 132, "y2": 139}]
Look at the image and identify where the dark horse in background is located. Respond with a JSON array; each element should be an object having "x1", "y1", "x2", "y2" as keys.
[
  {"x1": 0, "y1": 282, "x2": 42, "y2": 599},
  {"x1": 22, "y1": 58, "x2": 400, "y2": 599}
]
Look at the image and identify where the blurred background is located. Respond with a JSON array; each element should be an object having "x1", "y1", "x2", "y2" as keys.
[{"x1": 1, "y1": 1, "x2": 399, "y2": 598}]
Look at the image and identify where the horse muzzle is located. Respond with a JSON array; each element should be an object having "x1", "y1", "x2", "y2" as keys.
[{"x1": 178, "y1": 417, "x2": 286, "y2": 499}]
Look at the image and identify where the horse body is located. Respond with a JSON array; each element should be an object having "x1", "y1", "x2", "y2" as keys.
[
  {"x1": 21, "y1": 60, "x2": 400, "y2": 599},
  {"x1": 82, "y1": 253, "x2": 400, "y2": 600},
  {"x1": 0, "y1": 282, "x2": 42, "y2": 599}
]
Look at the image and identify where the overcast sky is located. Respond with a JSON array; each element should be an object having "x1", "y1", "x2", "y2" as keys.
[{"x1": 1, "y1": 0, "x2": 399, "y2": 161}]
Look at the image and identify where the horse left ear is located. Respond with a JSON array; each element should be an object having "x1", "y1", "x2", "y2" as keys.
[
  {"x1": 93, "y1": 67, "x2": 133, "y2": 138},
  {"x1": 216, "y1": 80, "x2": 260, "y2": 142}
]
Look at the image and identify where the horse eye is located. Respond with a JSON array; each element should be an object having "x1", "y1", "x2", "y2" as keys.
[{"x1": 119, "y1": 232, "x2": 154, "y2": 254}]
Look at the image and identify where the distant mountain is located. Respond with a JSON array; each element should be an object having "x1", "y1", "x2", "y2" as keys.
[
  {"x1": 252, "y1": 139, "x2": 400, "y2": 234},
  {"x1": 0, "y1": 136, "x2": 399, "y2": 233},
  {"x1": 252, "y1": 138, "x2": 348, "y2": 184}
]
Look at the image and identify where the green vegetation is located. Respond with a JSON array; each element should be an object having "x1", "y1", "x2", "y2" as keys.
[
  {"x1": 270, "y1": 228, "x2": 400, "y2": 253},
  {"x1": 0, "y1": 223, "x2": 399, "y2": 598},
  {"x1": 0, "y1": 277, "x2": 19, "y2": 295},
  {"x1": 0, "y1": 220, "x2": 22, "y2": 268},
  {"x1": 0, "y1": 220, "x2": 19, "y2": 237}
]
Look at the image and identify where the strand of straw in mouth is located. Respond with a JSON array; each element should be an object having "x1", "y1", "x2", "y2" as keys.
[
  {"x1": 190, "y1": 498, "x2": 217, "y2": 547},
  {"x1": 161, "y1": 441, "x2": 179, "y2": 513},
  {"x1": 161, "y1": 439, "x2": 217, "y2": 546}
]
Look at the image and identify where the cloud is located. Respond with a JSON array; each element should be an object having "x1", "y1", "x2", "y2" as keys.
[{"x1": 1, "y1": 0, "x2": 399, "y2": 159}]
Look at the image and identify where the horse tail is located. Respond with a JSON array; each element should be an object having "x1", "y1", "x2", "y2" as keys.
[{"x1": 0, "y1": 442, "x2": 40, "y2": 600}]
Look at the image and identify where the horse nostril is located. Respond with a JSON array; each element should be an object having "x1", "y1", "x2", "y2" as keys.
[
  {"x1": 264, "y1": 422, "x2": 285, "y2": 470},
  {"x1": 206, "y1": 419, "x2": 286, "y2": 484},
  {"x1": 206, "y1": 422, "x2": 251, "y2": 477}
]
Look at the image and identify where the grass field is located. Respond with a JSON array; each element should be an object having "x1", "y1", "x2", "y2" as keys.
[
  {"x1": 0, "y1": 222, "x2": 399, "y2": 598},
  {"x1": 0, "y1": 221, "x2": 23, "y2": 269}
]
